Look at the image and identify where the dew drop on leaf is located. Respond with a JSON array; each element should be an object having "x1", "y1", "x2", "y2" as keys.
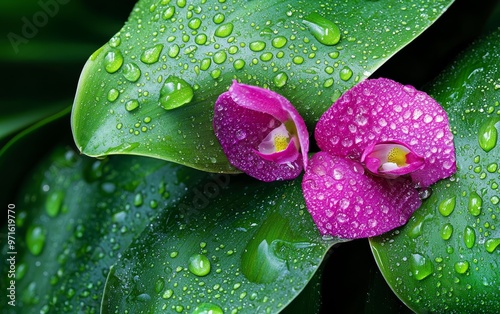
[
  {"x1": 140, "y1": 44, "x2": 164, "y2": 64},
  {"x1": 104, "y1": 50, "x2": 124, "y2": 73},
  {"x1": 410, "y1": 253, "x2": 433, "y2": 280},
  {"x1": 302, "y1": 12, "x2": 341, "y2": 46},
  {"x1": 478, "y1": 118, "x2": 499, "y2": 152},
  {"x1": 468, "y1": 191, "x2": 482, "y2": 216},
  {"x1": 438, "y1": 196, "x2": 456, "y2": 217},
  {"x1": 122, "y1": 63, "x2": 142, "y2": 82},
  {"x1": 158, "y1": 76, "x2": 194, "y2": 110},
  {"x1": 188, "y1": 253, "x2": 211, "y2": 277},
  {"x1": 26, "y1": 225, "x2": 47, "y2": 256},
  {"x1": 192, "y1": 303, "x2": 224, "y2": 314}
]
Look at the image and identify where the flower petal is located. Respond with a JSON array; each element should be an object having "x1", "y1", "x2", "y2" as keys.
[
  {"x1": 302, "y1": 152, "x2": 421, "y2": 239},
  {"x1": 228, "y1": 81, "x2": 309, "y2": 169},
  {"x1": 213, "y1": 82, "x2": 309, "y2": 182},
  {"x1": 315, "y1": 78, "x2": 456, "y2": 187}
]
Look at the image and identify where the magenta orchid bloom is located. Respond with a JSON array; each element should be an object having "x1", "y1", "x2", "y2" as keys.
[
  {"x1": 213, "y1": 81, "x2": 309, "y2": 182},
  {"x1": 303, "y1": 78, "x2": 456, "y2": 239}
]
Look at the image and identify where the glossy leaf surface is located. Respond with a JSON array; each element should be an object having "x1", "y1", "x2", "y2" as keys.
[
  {"x1": 0, "y1": 146, "x2": 210, "y2": 313},
  {"x1": 102, "y1": 173, "x2": 335, "y2": 313},
  {"x1": 72, "y1": 0, "x2": 454, "y2": 172},
  {"x1": 370, "y1": 29, "x2": 500, "y2": 313}
]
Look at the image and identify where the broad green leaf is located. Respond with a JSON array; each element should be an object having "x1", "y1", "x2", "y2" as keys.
[
  {"x1": 0, "y1": 146, "x2": 210, "y2": 313},
  {"x1": 72, "y1": 0, "x2": 455, "y2": 172},
  {"x1": 369, "y1": 29, "x2": 500, "y2": 313},
  {"x1": 101, "y1": 174, "x2": 336, "y2": 313}
]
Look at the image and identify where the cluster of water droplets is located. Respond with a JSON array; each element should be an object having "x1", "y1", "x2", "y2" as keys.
[{"x1": 94, "y1": 0, "x2": 365, "y2": 136}]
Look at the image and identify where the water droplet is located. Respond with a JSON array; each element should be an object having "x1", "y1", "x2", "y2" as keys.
[
  {"x1": 107, "y1": 88, "x2": 120, "y2": 102},
  {"x1": 468, "y1": 191, "x2": 483, "y2": 216},
  {"x1": 163, "y1": 6, "x2": 175, "y2": 20},
  {"x1": 487, "y1": 162, "x2": 498, "y2": 173},
  {"x1": 292, "y1": 56, "x2": 304, "y2": 64},
  {"x1": 176, "y1": 0, "x2": 186, "y2": 8},
  {"x1": 249, "y1": 41, "x2": 266, "y2": 52},
  {"x1": 273, "y1": 72, "x2": 288, "y2": 87},
  {"x1": 438, "y1": 197, "x2": 456, "y2": 217},
  {"x1": 213, "y1": 13, "x2": 225, "y2": 24},
  {"x1": 302, "y1": 12, "x2": 341, "y2": 46},
  {"x1": 45, "y1": 191, "x2": 64, "y2": 217},
  {"x1": 109, "y1": 35, "x2": 121, "y2": 48},
  {"x1": 159, "y1": 76, "x2": 194, "y2": 110},
  {"x1": 272, "y1": 36, "x2": 287, "y2": 48},
  {"x1": 188, "y1": 17, "x2": 202, "y2": 30},
  {"x1": 125, "y1": 99, "x2": 140, "y2": 112},
  {"x1": 122, "y1": 63, "x2": 141, "y2": 82},
  {"x1": 192, "y1": 303, "x2": 224, "y2": 314},
  {"x1": 233, "y1": 59, "x2": 245, "y2": 70},
  {"x1": 134, "y1": 193, "x2": 143, "y2": 207},
  {"x1": 484, "y1": 238, "x2": 500, "y2": 253},
  {"x1": 478, "y1": 118, "x2": 499, "y2": 152},
  {"x1": 104, "y1": 50, "x2": 124, "y2": 73},
  {"x1": 140, "y1": 44, "x2": 164, "y2": 64},
  {"x1": 323, "y1": 78, "x2": 334, "y2": 88},
  {"x1": 440, "y1": 223, "x2": 453, "y2": 240},
  {"x1": 454, "y1": 261, "x2": 469, "y2": 274},
  {"x1": 162, "y1": 289, "x2": 174, "y2": 299},
  {"x1": 210, "y1": 69, "x2": 221, "y2": 79},
  {"x1": 213, "y1": 51, "x2": 227, "y2": 64},
  {"x1": 410, "y1": 253, "x2": 433, "y2": 280},
  {"x1": 26, "y1": 225, "x2": 46, "y2": 256},
  {"x1": 464, "y1": 226, "x2": 476, "y2": 249},
  {"x1": 215, "y1": 23, "x2": 233, "y2": 37},
  {"x1": 260, "y1": 52, "x2": 273, "y2": 62},
  {"x1": 155, "y1": 278, "x2": 165, "y2": 294},
  {"x1": 195, "y1": 34, "x2": 207, "y2": 45},
  {"x1": 188, "y1": 253, "x2": 211, "y2": 276},
  {"x1": 340, "y1": 66, "x2": 353, "y2": 81},
  {"x1": 200, "y1": 58, "x2": 211, "y2": 71},
  {"x1": 168, "y1": 44, "x2": 180, "y2": 58},
  {"x1": 408, "y1": 219, "x2": 423, "y2": 239}
]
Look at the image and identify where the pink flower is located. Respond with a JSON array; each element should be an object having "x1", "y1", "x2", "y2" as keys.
[
  {"x1": 302, "y1": 78, "x2": 456, "y2": 239},
  {"x1": 213, "y1": 81, "x2": 309, "y2": 182}
]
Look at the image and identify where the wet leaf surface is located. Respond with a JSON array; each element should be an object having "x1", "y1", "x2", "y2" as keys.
[{"x1": 370, "y1": 29, "x2": 500, "y2": 313}]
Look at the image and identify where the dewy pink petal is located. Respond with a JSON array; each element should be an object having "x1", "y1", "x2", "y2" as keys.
[
  {"x1": 213, "y1": 82, "x2": 309, "y2": 182},
  {"x1": 302, "y1": 152, "x2": 422, "y2": 239},
  {"x1": 315, "y1": 78, "x2": 456, "y2": 187},
  {"x1": 228, "y1": 81, "x2": 309, "y2": 169}
]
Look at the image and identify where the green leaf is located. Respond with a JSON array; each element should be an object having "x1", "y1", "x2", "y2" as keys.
[
  {"x1": 0, "y1": 146, "x2": 210, "y2": 313},
  {"x1": 101, "y1": 174, "x2": 335, "y2": 313},
  {"x1": 72, "y1": 0, "x2": 455, "y2": 172},
  {"x1": 369, "y1": 29, "x2": 500, "y2": 313}
]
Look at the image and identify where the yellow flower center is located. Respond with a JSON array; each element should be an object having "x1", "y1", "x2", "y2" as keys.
[
  {"x1": 273, "y1": 134, "x2": 290, "y2": 152},
  {"x1": 387, "y1": 146, "x2": 408, "y2": 167}
]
